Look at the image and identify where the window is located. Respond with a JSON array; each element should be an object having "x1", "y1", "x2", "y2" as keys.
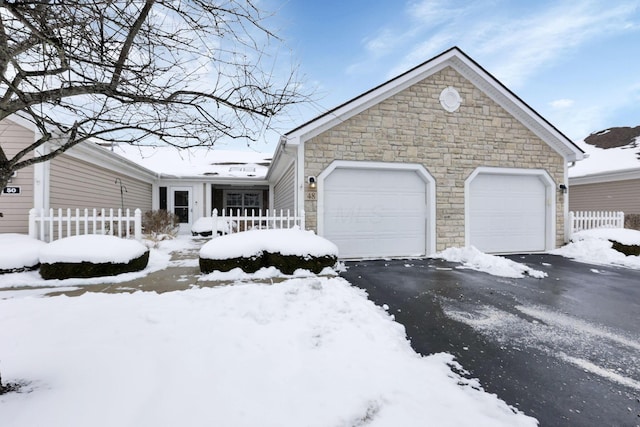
[
  {"x1": 159, "y1": 187, "x2": 167, "y2": 210},
  {"x1": 224, "y1": 190, "x2": 262, "y2": 215}
]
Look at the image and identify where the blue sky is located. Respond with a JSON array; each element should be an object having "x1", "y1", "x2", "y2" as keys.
[{"x1": 251, "y1": 0, "x2": 640, "y2": 151}]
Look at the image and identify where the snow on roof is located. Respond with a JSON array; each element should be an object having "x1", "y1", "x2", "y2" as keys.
[
  {"x1": 570, "y1": 137, "x2": 640, "y2": 178},
  {"x1": 110, "y1": 144, "x2": 272, "y2": 179}
]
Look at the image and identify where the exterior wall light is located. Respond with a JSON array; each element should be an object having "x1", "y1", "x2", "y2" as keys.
[
  {"x1": 559, "y1": 184, "x2": 567, "y2": 194},
  {"x1": 307, "y1": 176, "x2": 317, "y2": 189}
]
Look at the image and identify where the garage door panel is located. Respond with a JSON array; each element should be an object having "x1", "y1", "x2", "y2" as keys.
[
  {"x1": 323, "y1": 167, "x2": 428, "y2": 259},
  {"x1": 469, "y1": 173, "x2": 548, "y2": 253}
]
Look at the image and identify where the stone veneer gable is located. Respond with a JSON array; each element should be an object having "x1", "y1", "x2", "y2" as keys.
[{"x1": 304, "y1": 66, "x2": 566, "y2": 251}]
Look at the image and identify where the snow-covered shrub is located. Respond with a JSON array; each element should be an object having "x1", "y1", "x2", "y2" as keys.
[
  {"x1": 0, "y1": 234, "x2": 46, "y2": 274},
  {"x1": 263, "y1": 252, "x2": 339, "y2": 275},
  {"x1": 142, "y1": 210, "x2": 179, "y2": 237},
  {"x1": 191, "y1": 216, "x2": 236, "y2": 237},
  {"x1": 199, "y1": 254, "x2": 264, "y2": 274},
  {"x1": 39, "y1": 235, "x2": 150, "y2": 280},
  {"x1": 199, "y1": 229, "x2": 338, "y2": 274}
]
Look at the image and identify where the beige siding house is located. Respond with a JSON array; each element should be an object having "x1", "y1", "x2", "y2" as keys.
[
  {"x1": 0, "y1": 116, "x2": 37, "y2": 233},
  {"x1": 3, "y1": 48, "x2": 587, "y2": 259},
  {"x1": 568, "y1": 137, "x2": 640, "y2": 219},
  {"x1": 269, "y1": 47, "x2": 584, "y2": 258},
  {"x1": 49, "y1": 146, "x2": 153, "y2": 213},
  {"x1": 0, "y1": 115, "x2": 156, "y2": 234},
  {"x1": 569, "y1": 176, "x2": 640, "y2": 215}
]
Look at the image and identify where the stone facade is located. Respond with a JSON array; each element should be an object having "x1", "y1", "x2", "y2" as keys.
[{"x1": 303, "y1": 66, "x2": 565, "y2": 251}]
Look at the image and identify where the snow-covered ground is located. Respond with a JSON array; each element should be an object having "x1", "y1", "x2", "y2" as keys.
[
  {"x1": 0, "y1": 280, "x2": 535, "y2": 426},
  {"x1": 0, "y1": 232, "x2": 537, "y2": 426},
  {"x1": 3, "y1": 226, "x2": 640, "y2": 426}
]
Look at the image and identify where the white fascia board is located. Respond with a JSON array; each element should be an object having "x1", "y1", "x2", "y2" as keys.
[
  {"x1": 286, "y1": 58, "x2": 448, "y2": 143},
  {"x1": 445, "y1": 55, "x2": 584, "y2": 162},
  {"x1": 266, "y1": 135, "x2": 297, "y2": 183},
  {"x1": 265, "y1": 135, "x2": 288, "y2": 182},
  {"x1": 62, "y1": 141, "x2": 158, "y2": 183},
  {"x1": 569, "y1": 168, "x2": 640, "y2": 185},
  {"x1": 295, "y1": 136, "x2": 305, "y2": 216}
]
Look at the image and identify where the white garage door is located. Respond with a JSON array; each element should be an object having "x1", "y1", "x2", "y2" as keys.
[
  {"x1": 469, "y1": 173, "x2": 548, "y2": 253},
  {"x1": 322, "y1": 167, "x2": 428, "y2": 259}
]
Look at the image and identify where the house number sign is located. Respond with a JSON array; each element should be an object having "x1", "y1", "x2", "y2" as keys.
[{"x1": 2, "y1": 186, "x2": 21, "y2": 195}]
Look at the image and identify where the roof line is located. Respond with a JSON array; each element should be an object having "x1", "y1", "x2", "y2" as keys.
[
  {"x1": 453, "y1": 47, "x2": 583, "y2": 155},
  {"x1": 286, "y1": 47, "x2": 457, "y2": 136},
  {"x1": 285, "y1": 46, "x2": 584, "y2": 156}
]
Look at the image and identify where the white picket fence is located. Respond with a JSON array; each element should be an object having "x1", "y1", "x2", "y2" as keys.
[
  {"x1": 569, "y1": 211, "x2": 624, "y2": 233},
  {"x1": 29, "y1": 208, "x2": 142, "y2": 242},
  {"x1": 211, "y1": 208, "x2": 304, "y2": 235}
]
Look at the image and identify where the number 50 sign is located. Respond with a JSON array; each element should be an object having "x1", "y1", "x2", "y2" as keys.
[{"x1": 2, "y1": 186, "x2": 21, "y2": 195}]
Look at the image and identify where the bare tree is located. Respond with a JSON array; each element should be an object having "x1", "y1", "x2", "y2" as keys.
[{"x1": 0, "y1": 0, "x2": 305, "y2": 192}]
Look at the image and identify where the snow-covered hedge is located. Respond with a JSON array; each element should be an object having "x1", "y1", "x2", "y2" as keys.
[
  {"x1": 552, "y1": 228, "x2": 640, "y2": 269},
  {"x1": 199, "y1": 228, "x2": 338, "y2": 274},
  {"x1": 0, "y1": 234, "x2": 46, "y2": 274},
  {"x1": 191, "y1": 217, "x2": 236, "y2": 237},
  {"x1": 39, "y1": 235, "x2": 150, "y2": 280},
  {"x1": 570, "y1": 228, "x2": 640, "y2": 256}
]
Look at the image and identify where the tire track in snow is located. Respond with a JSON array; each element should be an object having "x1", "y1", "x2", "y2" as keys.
[
  {"x1": 558, "y1": 353, "x2": 640, "y2": 392},
  {"x1": 516, "y1": 305, "x2": 640, "y2": 352},
  {"x1": 442, "y1": 300, "x2": 640, "y2": 392}
]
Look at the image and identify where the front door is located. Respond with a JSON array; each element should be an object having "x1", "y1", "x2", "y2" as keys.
[{"x1": 171, "y1": 187, "x2": 192, "y2": 233}]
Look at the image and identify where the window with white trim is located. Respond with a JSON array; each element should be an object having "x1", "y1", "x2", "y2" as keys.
[{"x1": 224, "y1": 190, "x2": 262, "y2": 215}]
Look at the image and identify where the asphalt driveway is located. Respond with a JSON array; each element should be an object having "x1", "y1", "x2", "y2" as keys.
[{"x1": 341, "y1": 255, "x2": 640, "y2": 427}]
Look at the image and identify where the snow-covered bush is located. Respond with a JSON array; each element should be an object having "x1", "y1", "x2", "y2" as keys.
[
  {"x1": 571, "y1": 228, "x2": 640, "y2": 256},
  {"x1": 0, "y1": 234, "x2": 46, "y2": 274},
  {"x1": 39, "y1": 235, "x2": 150, "y2": 280},
  {"x1": 191, "y1": 216, "x2": 236, "y2": 237},
  {"x1": 199, "y1": 228, "x2": 338, "y2": 274}
]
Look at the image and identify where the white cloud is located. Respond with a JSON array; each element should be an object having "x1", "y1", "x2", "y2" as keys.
[
  {"x1": 550, "y1": 99, "x2": 575, "y2": 109},
  {"x1": 544, "y1": 79, "x2": 640, "y2": 140},
  {"x1": 350, "y1": 0, "x2": 640, "y2": 88},
  {"x1": 407, "y1": 0, "x2": 466, "y2": 25},
  {"x1": 474, "y1": 2, "x2": 639, "y2": 87}
]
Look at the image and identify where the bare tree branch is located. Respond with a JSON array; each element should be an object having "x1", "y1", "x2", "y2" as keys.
[{"x1": 0, "y1": 0, "x2": 308, "y2": 192}]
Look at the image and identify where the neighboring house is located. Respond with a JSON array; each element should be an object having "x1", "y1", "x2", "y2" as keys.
[
  {"x1": 268, "y1": 47, "x2": 584, "y2": 258},
  {"x1": 568, "y1": 127, "x2": 640, "y2": 218},
  {"x1": 0, "y1": 117, "x2": 272, "y2": 234},
  {"x1": 113, "y1": 145, "x2": 272, "y2": 232},
  {"x1": 0, "y1": 115, "x2": 155, "y2": 234},
  {"x1": 2, "y1": 47, "x2": 586, "y2": 258}
]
